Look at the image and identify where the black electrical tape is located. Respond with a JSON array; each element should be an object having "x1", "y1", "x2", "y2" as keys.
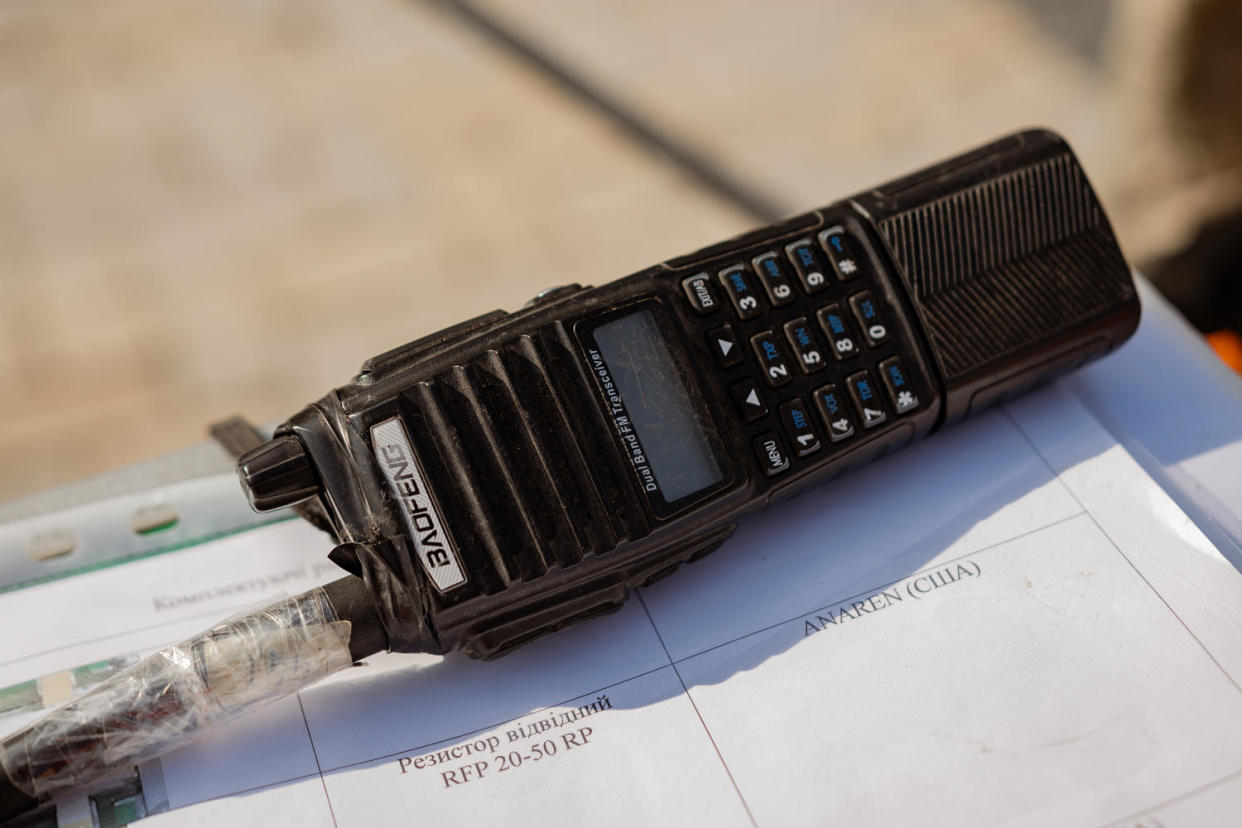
[{"x1": 323, "y1": 575, "x2": 388, "y2": 662}]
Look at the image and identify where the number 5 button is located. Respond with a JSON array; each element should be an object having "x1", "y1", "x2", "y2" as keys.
[
  {"x1": 782, "y1": 317, "x2": 826, "y2": 373},
  {"x1": 750, "y1": 331, "x2": 793, "y2": 387}
]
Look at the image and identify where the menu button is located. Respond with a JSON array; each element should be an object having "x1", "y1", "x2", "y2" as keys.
[{"x1": 752, "y1": 432, "x2": 791, "y2": 477}]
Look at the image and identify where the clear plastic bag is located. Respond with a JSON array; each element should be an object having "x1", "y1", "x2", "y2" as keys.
[{"x1": 0, "y1": 587, "x2": 352, "y2": 799}]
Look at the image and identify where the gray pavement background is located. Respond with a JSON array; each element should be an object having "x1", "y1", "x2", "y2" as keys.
[{"x1": 0, "y1": 0, "x2": 1232, "y2": 499}]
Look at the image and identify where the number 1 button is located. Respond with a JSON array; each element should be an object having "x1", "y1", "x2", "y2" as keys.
[{"x1": 780, "y1": 399, "x2": 821, "y2": 457}]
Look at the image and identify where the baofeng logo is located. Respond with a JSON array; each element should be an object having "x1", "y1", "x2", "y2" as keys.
[{"x1": 370, "y1": 417, "x2": 467, "y2": 592}]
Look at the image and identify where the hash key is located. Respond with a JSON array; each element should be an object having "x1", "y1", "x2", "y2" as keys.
[{"x1": 819, "y1": 225, "x2": 864, "y2": 281}]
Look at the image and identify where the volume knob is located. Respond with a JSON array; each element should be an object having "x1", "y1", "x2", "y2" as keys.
[{"x1": 237, "y1": 434, "x2": 320, "y2": 512}]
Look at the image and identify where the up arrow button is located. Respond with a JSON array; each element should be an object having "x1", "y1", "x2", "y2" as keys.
[
  {"x1": 707, "y1": 324, "x2": 744, "y2": 367},
  {"x1": 731, "y1": 378, "x2": 767, "y2": 421}
]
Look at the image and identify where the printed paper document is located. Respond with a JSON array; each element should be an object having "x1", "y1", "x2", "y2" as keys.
[{"x1": 3, "y1": 380, "x2": 1242, "y2": 826}]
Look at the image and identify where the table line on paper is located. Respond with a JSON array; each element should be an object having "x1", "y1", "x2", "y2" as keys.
[
  {"x1": 635, "y1": 591, "x2": 758, "y2": 828},
  {"x1": 0, "y1": 604, "x2": 250, "y2": 673},
  {"x1": 1001, "y1": 407, "x2": 1242, "y2": 698},
  {"x1": 659, "y1": 509, "x2": 1088, "y2": 668},
  {"x1": 1099, "y1": 765, "x2": 1242, "y2": 827},
  {"x1": 298, "y1": 692, "x2": 340, "y2": 828}
]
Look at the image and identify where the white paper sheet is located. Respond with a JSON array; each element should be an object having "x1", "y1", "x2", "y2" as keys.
[{"x1": 3, "y1": 379, "x2": 1242, "y2": 827}]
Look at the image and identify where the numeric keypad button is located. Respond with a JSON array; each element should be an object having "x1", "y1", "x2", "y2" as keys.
[
  {"x1": 731, "y1": 378, "x2": 768, "y2": 421},
  {"x1": 846, "y1": 370, "x2": 887, "y2": 429},
  {"x1": 718, "y1": 265, "x2": 763, "y2": 320},
  {"x1": 782, "y1": 317, "x2": 827, "y2": 374},
  {"x1": 818, "y1": 225, "x2": 864, "y2": 281},
  {"x1": 784, "y1": 239, "x2": 829, "y2": 294},
  {"x1": 707, "y1": 325, "x2": 743, "y2": 368},
  {"x1": 816, "y1": 304, "x2": 859, "y2": 359},
  {"x1": 779, "y1": 398, "x2": 821, "y2": 457},
  {"x1": 750, "y1": 330, "x2": 794, "y2": 387},
  {"x1": 752, "y1": 432, "x2": 792, "y2": 477},
  {"x1": 879, "y1": 357, "x2": 920, "y2": 414},
  {"x1": 682, "y1": 273, "x2": 720, "y2": 314},
  {"x1": 848, "y1": 291, "x2": 890, "y2": 346},
  {"x1": 751, "y1": 252, "x2": 796, "y2": 307},
  {"x1": 812, "y1": 384, "x2": 855, "y2": 442}
]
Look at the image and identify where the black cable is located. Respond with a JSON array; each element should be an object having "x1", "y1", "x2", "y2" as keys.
[
  {"x1": 426, "y1": 0, "x2": 789, "y2": 224},
  {"x1": 0, "y1": 770, "x2": 39, "y2": 826}
]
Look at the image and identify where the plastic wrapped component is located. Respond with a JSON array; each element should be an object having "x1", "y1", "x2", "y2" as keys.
[{"x1": 0, "y1": 588, "x2": 352, "y2": 801}]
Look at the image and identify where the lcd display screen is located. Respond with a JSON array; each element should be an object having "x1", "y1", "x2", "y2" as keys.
[{"x1": 586, "y1": 308, "x2": 725, "y2": 506}]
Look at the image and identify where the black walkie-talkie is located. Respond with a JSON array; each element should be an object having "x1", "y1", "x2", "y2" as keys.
[
  {"x1": 0, "y1": 130, "x2": 1144, "y2": 821},
  {"x1": 235, "y1": 129, "x2": 1140, "y2": 662}
]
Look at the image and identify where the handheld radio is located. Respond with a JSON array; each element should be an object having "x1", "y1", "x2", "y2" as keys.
[
  {"x1": 235, "y1": 128, "x2": 1139, "y2": 661},
  {"x1": 0, "y1": 129, "x2": 1142, "y2": 821}
]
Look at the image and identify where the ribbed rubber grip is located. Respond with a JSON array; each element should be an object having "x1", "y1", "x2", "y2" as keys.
[{"x1": 855, "y1": 129, "x2": 1139, "y2": 420}]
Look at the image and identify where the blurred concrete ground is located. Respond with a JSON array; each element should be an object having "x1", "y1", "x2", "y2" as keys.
[{"x1": 0, "y1": 0, "x2": 1238, "y2": 500}]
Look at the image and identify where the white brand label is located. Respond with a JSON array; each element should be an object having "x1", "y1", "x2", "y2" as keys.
[{"x1": 370, "y1": 417, "x2": 466, "y2": 592}]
